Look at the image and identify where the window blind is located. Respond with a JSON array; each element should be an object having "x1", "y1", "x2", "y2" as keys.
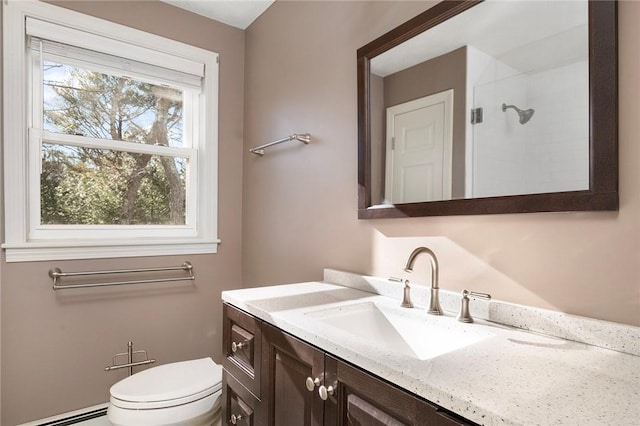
[{"x1": 26, "y1": 17, "x2": 204, "y2": 91}]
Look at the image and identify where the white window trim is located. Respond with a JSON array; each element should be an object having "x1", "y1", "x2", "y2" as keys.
[{"x1": 2, "y1": 1, "x2": 220, "y2": 262}]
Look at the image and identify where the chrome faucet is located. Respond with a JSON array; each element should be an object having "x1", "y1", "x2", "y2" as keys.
[{"x1": 404, "y1": 247, "x2": 443, "y2": 315}]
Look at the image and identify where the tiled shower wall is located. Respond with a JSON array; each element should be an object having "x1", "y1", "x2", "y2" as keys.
[
  {"x1": 523, "y1": 60, "x2": 589, "y2": 194},
  {"x1": 471, "y1": 58, "x2": 589, "y2": 197}
]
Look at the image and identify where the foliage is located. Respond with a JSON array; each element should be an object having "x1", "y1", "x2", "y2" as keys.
[{"x1": 41, "y1": 64, "x2": 186, "y2": 225}]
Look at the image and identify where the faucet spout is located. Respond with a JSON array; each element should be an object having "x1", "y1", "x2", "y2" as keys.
[{"x1": 403, "y1": 247, "x2": 443, "y2": 315}]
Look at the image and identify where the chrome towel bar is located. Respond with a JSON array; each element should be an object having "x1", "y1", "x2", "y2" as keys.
[
  {"x1": 249, "y1": 133, "x2": 311, "y2": 156},
  {"x1": 48, "y1": 262, "x2": 194, "y2": 290}
]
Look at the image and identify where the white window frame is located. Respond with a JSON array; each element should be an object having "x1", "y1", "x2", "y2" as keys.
[{"x1": 2, "y1": 1, "x2": 220, "y2": 262}]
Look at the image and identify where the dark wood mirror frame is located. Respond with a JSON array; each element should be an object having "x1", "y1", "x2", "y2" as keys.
[{"x1": 357, "y1": 0, "x2": 618, "y2": 219}]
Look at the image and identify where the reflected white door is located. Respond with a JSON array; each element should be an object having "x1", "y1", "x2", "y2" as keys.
[{"x1": 385, "y1": 90, "x2": 453, "y2": 204}]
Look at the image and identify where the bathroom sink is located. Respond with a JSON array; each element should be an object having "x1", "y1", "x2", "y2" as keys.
[{"x1": 304, "y1": 301, "x2": 493, "y2": 360}]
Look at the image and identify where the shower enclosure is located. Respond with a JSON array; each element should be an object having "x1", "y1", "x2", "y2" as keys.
[{"x1": 468, "y1": 44, "x2": 589, "y2": 199}]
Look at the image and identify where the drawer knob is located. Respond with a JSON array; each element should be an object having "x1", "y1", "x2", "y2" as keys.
[
  {"x1": 318, "y1": 385, "x2": 334, "y2": 400},
  {"x1": 231, "y1": 341, "x2": 246, "y2": 353},
  {"x1": 230, "y1": 414, "x2": 243, "y2": 424},
  {"x1": 305, "y1": 376, "x2": 320, "y2": 392}
]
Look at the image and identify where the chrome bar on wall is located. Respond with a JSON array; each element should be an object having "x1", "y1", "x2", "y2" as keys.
[
  {"x1": 249, "y1": 133, "x2": 311, "y2": 156},
  {"x1": 48, "y1": 262, "x2": 194, "y2": 290},
  {"x1": 104, "y1": 341, "x2": 156, "y2": 376}
]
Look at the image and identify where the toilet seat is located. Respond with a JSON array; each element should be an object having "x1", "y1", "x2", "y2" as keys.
[{"x1": 110, "y1": 357, "x2": 222, "y2": 409}]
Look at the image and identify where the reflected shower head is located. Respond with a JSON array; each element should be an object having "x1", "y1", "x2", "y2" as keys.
[{"x1": 502, "y1": 103, "x2": 535, "y2": 125}]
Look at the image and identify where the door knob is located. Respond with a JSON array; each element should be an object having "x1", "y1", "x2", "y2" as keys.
[
  {"x1": 318, "y1": 384, "x2": 334, "y2": 400},
  {"x1": 305, "y1": 376, "x2": 321, "y2": 392},
  {"x1": 230, "y1": 413, "x2": 243, "y2": 424},
  {"x1": 231, "y1": 341, "x2": 246, "y2": 353}
]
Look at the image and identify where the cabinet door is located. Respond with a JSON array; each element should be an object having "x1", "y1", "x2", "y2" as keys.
[
  {"x1": 263, "y1": 323, "x2": 325, "y2": 426},
  {"x1": 329, "y1": 356, "x2": 416, "y2": 426},
  {"x1": 223, "y1": 303, "x2": 262, "y2": 398},
  {"x1": 329, "y1": 356, "x2": 476, "y2": 426}
]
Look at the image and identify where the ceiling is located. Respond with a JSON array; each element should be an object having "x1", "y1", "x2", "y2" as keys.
[
  {"x1": 371, "y1": 0, "x2": 588, "y2": 77},
  {"x1": 163, "y1": 0, "x2": 275, "y2": 30}
]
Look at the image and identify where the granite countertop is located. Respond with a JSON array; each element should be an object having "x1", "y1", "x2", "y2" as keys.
[{"x1": 221, "y1": 273, "x2": 640, "y2": 426}]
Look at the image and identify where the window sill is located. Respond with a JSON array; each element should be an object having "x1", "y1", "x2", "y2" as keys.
[{"x1": 2, "y1": 240, "x2": 220, "y2": 262}]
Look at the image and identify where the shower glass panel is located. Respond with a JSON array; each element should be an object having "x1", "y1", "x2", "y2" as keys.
[{"x1": 471, "y1": 60, "x2": 589, "y2": 199}]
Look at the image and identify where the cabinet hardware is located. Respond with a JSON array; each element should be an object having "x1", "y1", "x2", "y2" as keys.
[
  {"x1": 231, "y1": 341, "x2": 246, "y2": 353},
  {"x1": 318, "y1": 384, "x2": 335, "y2": 400},
  {"x1": 230, "y1": 414, "x2": 243, "y2": 424},
  {"x1": 305, "y1": 376, "x2": 321, "y2": 392}
]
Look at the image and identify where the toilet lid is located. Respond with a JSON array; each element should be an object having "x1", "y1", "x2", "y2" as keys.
[{"x1": 110, "y1": 357, "x2": 222, "y2": 407}]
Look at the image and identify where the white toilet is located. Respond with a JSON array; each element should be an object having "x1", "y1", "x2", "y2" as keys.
[{"x1": 107, "y1": 357, "x2": 223, "y2": 426}]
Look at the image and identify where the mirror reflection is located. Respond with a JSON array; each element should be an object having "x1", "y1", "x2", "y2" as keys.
[{"x1": 369, "y1": 0, "x2": 589, "y2": 205}]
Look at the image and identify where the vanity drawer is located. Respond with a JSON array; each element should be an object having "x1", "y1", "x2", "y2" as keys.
[
  {"x1": 223, "y1": 371, "x2": 263, "y2": 426},
  {"x1": 223, "y1": 303, "x2": 262, "y2": 398}
]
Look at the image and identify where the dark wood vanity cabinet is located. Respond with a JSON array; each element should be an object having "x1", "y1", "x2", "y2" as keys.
[
  {"x1": 222, "y1": 303, "x2": 477, "y2": 426},
  {"x1": 262, "y1": 322, "x2": 326, "y2": 426},
  {"x1": 223, "y1": 303, "x2": 262, "y2": 398},
  {"x1": 223, "y1": 372, "x2": 263, "y2": 426},
  {"x1": 223, "y1": 303, "x2": 266, "y2": 426},
  {"x1": 329, "y1": 356, "x2": 474, "y2": 426}
]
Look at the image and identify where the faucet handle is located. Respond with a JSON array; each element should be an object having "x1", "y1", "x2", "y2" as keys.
[
  {"x1": 388, "y1": 277, "x2": 414, "y2": 308},
  {"x1": 457, "y1": 290, "x2": 491, "y2": 323}
]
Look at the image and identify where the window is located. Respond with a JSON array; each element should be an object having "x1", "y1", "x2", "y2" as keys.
[{"x1": 3, "y1": 2, "x2": 220, "y2": 261}]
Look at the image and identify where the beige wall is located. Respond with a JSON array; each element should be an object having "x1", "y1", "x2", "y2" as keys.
[
  {"x1": 1, "y1": 2, "x2": 244, "y2": 424},
  {"x1": 243, "y1": 0, "x2": 639, "y2": 328}
]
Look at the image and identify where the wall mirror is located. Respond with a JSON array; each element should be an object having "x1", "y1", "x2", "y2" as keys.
[{"x1": 357, "y1": 0, "x2": 618, "y2": 219}]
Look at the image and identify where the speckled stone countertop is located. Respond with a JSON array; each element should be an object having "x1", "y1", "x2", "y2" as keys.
[{"x1": 221, "y1": 270, "x2": 640, "y2": 426}]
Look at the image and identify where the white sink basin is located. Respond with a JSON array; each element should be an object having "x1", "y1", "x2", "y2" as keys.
[{"x1": 305, "y1": 301, "x2": 494, "y2": 360}]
